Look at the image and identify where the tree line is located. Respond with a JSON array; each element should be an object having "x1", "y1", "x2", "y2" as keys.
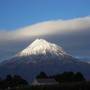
[
  {"x1": 36, "y1": 71, "x2": 85, "y2": 83},
  {"x1": 0, "y1": 72, "x2": 87, "y2": 90},
  {"x1": 0, "y1": 74, "x2": 28, "y2": 89}
]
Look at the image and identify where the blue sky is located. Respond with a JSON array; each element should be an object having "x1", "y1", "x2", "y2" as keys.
[{"x1": 0, "y1": 0, "x2": 90, "y2": 30}]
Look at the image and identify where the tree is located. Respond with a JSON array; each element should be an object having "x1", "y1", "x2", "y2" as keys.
[
  {"x1": 12, "y1": 75, "x2": 28, "y2": 86},
  {"x1": 0, "y1": 74, "x2": 28, "y2": 89},
  {"x1": 51, "y1": 72, "x2": 85, "y2": 83},
  {"x1": 54, "y1": 72, "x2": 75, "y2": 82},
  {"x1": 36, "y1": 72, "x2": 48, "y2": 79},
  {"x1": 74, "y1": 72, "x2": 85, "y2": 81},
  {"x1": 4, "y1": 75, "x2": 13, "y2": 88},
  {"x1": 6, "y1": 75, "x2": 12, "y2": 81}
]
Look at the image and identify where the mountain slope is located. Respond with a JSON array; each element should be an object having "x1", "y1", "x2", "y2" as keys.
[{"x1": 0, "y1": 39, "x2": 90, "y2": 82}]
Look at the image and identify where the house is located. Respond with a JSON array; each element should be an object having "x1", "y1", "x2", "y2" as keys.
[{"x1": 32, "y1": 78, "x2": 59, "y2": 86}]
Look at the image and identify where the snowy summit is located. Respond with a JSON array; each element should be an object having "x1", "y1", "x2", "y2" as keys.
[{"x1": 18, "y1": 39, "x2": 66, "y2": 57}]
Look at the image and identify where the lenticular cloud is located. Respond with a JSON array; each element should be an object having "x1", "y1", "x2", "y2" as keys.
[{"x1": 0, "y1": 16, "x2": 90, "y2": 41}]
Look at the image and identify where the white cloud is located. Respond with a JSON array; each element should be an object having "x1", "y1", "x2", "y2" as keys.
[
  {"x1": 0, "y1": 16, "x2": 90, "y2": 40},
  {"x1": 17, "y1": 16, "x2": 90, "y2": 37}
]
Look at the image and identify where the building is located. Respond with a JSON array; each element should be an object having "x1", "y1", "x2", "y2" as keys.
[{"x1": 32, "y1": 78, "x2": 59, "y2": 86}]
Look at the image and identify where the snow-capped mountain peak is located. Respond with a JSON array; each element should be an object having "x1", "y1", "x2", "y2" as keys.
[{"x1": 18, "y1": 39, "x2": 66, "y2": 57}]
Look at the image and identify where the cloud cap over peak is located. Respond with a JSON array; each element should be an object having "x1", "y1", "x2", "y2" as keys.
[{"x1": 0, "y1": 16, "x2": 90, "y2": 41}]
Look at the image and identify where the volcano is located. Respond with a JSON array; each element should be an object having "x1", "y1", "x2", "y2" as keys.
[{"x1": 0, "y1": 39, "x2": 90, "y2": 82}]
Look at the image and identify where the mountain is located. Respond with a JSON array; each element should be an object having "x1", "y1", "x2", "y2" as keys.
[
  {"x1": 16, "y1": 39, "x2": 75, "y2": 63},
  {"x1": 0, "y1": 39, "x2": 90, "y2": 82}
]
